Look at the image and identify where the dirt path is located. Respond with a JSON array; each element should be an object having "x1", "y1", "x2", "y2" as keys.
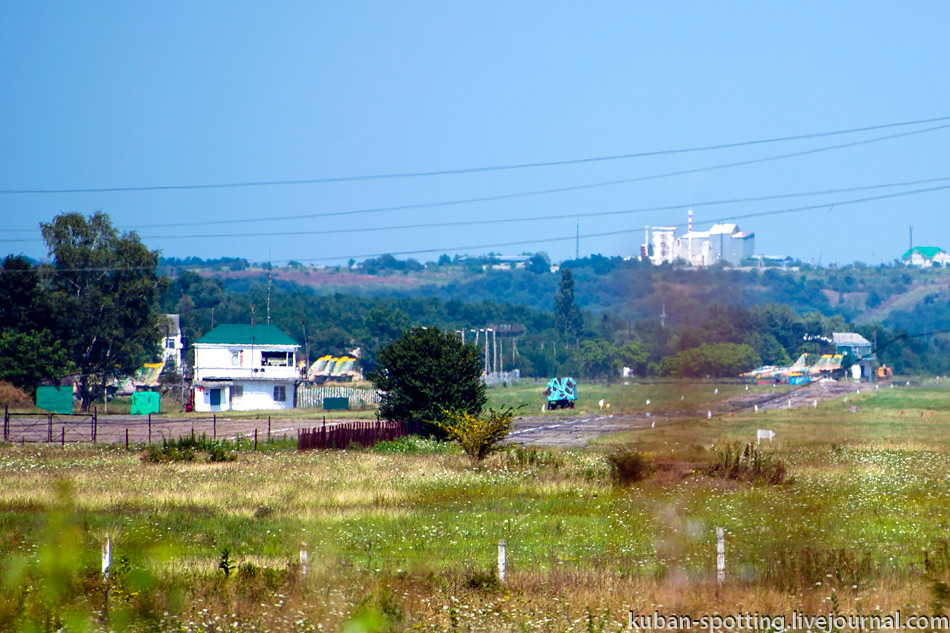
[
  {"x1": 509, "y1": 380, "x2": 864, "y2": 447},
  {"x1": 4, "y1": 413, "x2": 348, "y2": 446}
]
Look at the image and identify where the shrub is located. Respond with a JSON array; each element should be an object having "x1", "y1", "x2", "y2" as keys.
[
  {"x1": 434, "y1": 406, "x2": 517, "y2": 463},
  {"x1": 208, "y1": 445, "x2": 236, "y2": 463},
  {"x1": 142, "y1": 444, "x2": 195, "y2": 463},
  {"x1": 371, "y1": 434, "x2": 458, "y2": 455},
  {"x1": 606, "y1": 446, "x2": 654, "y2": 486},
  {"x1": 0, "y1": 381, "x2": 33, "y2": 408},
  {"x1": 701, "y1": 442, "x2": 787, "y2": 485}
]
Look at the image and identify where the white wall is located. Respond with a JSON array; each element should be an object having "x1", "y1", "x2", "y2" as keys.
[
  {"x1": 231, "y1": 381, "x2": 293, "y2": 411},
  {"x1": 194, "y1": 344, "x2": 298, "y2": 381},
  {"x1": 193, "y1": 380, "x2": 294, "y2": 412}
]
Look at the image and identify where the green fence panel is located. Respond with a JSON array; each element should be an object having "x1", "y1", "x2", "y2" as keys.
[
  {"x1": 35, "y1": 386, "x2": 73, "y2": 414},
  {"x1": 131, "y1": 391, "x2": 161, "y2": 415},
  {"x1": 323, "y1": 396, "x2": 349, "y2": 411}
]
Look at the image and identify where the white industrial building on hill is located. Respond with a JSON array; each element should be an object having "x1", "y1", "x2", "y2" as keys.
[{"x1": 641, "y1": 213, "x2": 755, "y2": 266}]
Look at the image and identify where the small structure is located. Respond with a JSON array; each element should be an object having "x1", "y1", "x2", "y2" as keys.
[
  {"x1": 162, "y1": 314, "x2": 183, "y2": 370},
  {"x1": 192, "y1": 324, "x2": 301, "y2": 412},
  {"x1": 832, "y1": 332, "x2": 875, "y2": 381},
  {"x1": 902, "y1": 246, "x2": 950, "y2": 267},
  {"x1": 307, "y1": 355, "x2": 361, "y2": 383}
]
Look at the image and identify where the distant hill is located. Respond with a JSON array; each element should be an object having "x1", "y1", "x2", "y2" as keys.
[{"x1": 178, "y1": 256, "x2": 950, "y2": 332}]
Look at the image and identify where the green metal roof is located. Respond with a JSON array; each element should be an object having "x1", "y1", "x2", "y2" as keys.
[
  {"x1": 194, "y1": 324, "x2": 299, "y2": 347},
  {"x1": 902, "y1": 246, "x2": 945, "y2": 259}
]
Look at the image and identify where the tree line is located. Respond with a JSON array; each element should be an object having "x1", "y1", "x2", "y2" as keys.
[{"x1": 3, "y1": 213, "x2": 948, "y2": 410}]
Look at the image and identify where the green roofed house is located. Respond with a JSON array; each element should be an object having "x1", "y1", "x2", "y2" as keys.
[
  {"x1": 902, "y1": 246, "x2": 950, "y2": 268},
  {"x1": 192, "y1": 324, "x2": 301, "y2": 412}
]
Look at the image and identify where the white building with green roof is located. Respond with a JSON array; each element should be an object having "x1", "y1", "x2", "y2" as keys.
[
  {"x1": 192, "y1": 324, "x2": 301, "y2": 412},
  {"x1": 902, "y1": 246, "x2": 950, "y2": 267}
]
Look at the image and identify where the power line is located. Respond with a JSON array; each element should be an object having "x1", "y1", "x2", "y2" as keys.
[
  {"x1": 1, "y1": 115, "x2": 949, "y2": 196},
  {"x1": 3, "y1": 178, "x2": 949, "y2": 263},
  {"x1": 3, "y1": 174, "x2": 949, "y2": 244},
  {"x1": 4, "y1": 121, "x2": 947, "y2": 236},
  {"x1": 283, "y1": 181, "x2": 950, "y2": 264}
]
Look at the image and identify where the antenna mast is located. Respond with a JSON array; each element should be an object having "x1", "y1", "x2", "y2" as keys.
[
  {"x1": 575, "y1": 222, "x2": 579, "y2": 259},
  {"x1": 266, "y1": 273, "x2": 272, "y2": 325}
]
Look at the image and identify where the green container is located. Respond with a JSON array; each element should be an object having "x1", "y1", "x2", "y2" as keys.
[
  {"x1": 131, "y1": 391, "x2": 160, "y2": 415},
  {"x1": 323, "y1": 396, "x2": 349, "y2": 411},
  {"x1": 35, "y1": 385, "x2": 73, "y2": 414}
]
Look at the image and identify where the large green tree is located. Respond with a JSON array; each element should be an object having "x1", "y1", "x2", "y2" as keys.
[
  {"x1": 554, "y1": 267, "x2": 583, "y2": 342},
  {"x1": 369, "y1": 326, "x2": 486, "y2": 438},
  {"x1": 41, "y1": 212, "x2": 166, "y2": 411},
  {"x1": 0, "y1": 330, "x2": 72, "y2": 399}
]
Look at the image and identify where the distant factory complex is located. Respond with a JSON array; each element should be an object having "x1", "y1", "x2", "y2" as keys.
[{"x1": 641, "y1": 211, "x2": 755, "y2": 266}]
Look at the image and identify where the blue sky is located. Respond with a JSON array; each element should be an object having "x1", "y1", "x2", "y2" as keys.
[{"x1": 2, "y1": 3, "x2": 949, "y2": 266}]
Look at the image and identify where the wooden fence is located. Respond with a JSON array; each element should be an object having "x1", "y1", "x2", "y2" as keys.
[{"x1": 297, "y1": 419, "x2": 411, "y2": 451}]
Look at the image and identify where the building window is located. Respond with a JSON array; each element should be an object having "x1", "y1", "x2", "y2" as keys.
[
  {"x1": 165, "y1": 338, "x2": 176, "y2": 349},
  {"x1": 231, "y1": 351, "x2": 241, "y2": 366},
  {"x1": 231, "y1": 385, "x2": 243, "y2": 400},
  {"x1": 273, "y1": 385, "x2": 286, "y2": 402}
]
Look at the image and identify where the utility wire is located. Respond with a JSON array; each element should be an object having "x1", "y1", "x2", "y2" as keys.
[
  {"x1": 5, "y1": 176, "x2": 950, "y2": 270},
  {"x1": 1, "y1": 115, "x2": 948, "y2": 196},
  {"x1": 137, "y1": 174, "x2": 950, "y2": 239},
  {"x1": 3, "y1": 174, "x2": 947, "y2": 244},
  {"x1": 3, "y1": 122, "x2": 948, "y2": 235}
]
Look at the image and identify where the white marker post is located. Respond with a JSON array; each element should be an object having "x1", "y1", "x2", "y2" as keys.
[
  {"x1": 716, "y1": 527, "x2": 725, "y2": 585},
  {"x1": 102, "y1": 537, "x2": 111, "y2": 579},
  {"x1": 754, "y1": 404, "x2": 758, "y2": 413},
  {"x1": 497, "y1": 539, "x2": 507, "y2": 584},
  {"x1": 300, "y1": 542, "x2": 308, "y2": 579},
  {"x1": 707, "y1": 410, "x2": 712, "y2": 420}
]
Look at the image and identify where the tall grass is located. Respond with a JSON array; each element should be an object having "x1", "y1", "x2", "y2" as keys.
[{"x1": 1, "y1": 384, "x2": 949, "y2": 630}]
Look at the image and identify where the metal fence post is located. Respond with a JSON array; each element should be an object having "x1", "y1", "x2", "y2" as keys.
[{"x1": 47, "y1": 414, "x2": 53, "y2": 443}]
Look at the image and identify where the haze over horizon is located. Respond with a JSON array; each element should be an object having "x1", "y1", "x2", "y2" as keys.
[{"x1": 3, "y1": 3, "x2": 950, "y2": 267}]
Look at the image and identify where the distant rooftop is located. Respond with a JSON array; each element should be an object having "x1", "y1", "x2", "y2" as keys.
[
  {"x1": 832, "y1": 332, "x2": 871, "y2": 347},
  {"x1": 194, "y1": 324, "x2": 300, "y2": 347},
  {"x1": 902, "y1": 246, "x2": 946, "y2": 259}
]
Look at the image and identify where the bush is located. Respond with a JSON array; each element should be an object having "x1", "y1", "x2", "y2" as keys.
[
  {"x1": 701, "y1": 442, "x2": 787, "y2": 485},
  {"x1": 0, "y1": 381, "x2": 33, "y2": 408},
  {"x1": 435, "y1": 406, "x2": 516, "y2": 463},
  {"x1": 142, "y1": 444, "x2": 195, "y2": 463},
  {"x1": 606, "y1": 446, "x2": 654, "y2": 486},
  {"x1": 371, "y1": 435, "x2": 458, "y2": 455}
]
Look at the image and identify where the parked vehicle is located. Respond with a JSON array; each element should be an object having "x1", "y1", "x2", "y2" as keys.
[{"x1": 544, "y1": 377, "x2": 577, "y2": 410}]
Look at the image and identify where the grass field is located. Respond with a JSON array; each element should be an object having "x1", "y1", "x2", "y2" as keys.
[{"x1": 2, "y1": 383, "x2": 949, "y2": 631}]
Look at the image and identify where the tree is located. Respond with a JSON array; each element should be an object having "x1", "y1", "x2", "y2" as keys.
[
  {"x1": 369, "y1": 326, "x2": 486, "y2": 438},
  {"x1": 618, "y1": 341, "x2": 650, "y2": 377},
  {"x1": 554, "y1": 268, "x2": 583, "y2": 342},
  {"x1": 577, "y1": 339, "x2": 619, "y2": 380},
  {"x1": 0, "y1": 330, "x2": 72, "y2": 399},
  {"x1": 41, "y1": 212, "x2": 166, "y2": 411},
  {"x1": 660, "y1": 343, "x2": 761, "y2": 378},
  {"x1": 0, "y1": 254, "x2": 51, "y2": 332},
  {"x1": 526, "y1": 253, "x2": 551, "y2": 275}
]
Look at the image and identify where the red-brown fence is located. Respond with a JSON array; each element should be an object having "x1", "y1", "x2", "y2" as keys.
[{"x1": 297, "y1": 420, "x2": 411, "y2": 451}]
